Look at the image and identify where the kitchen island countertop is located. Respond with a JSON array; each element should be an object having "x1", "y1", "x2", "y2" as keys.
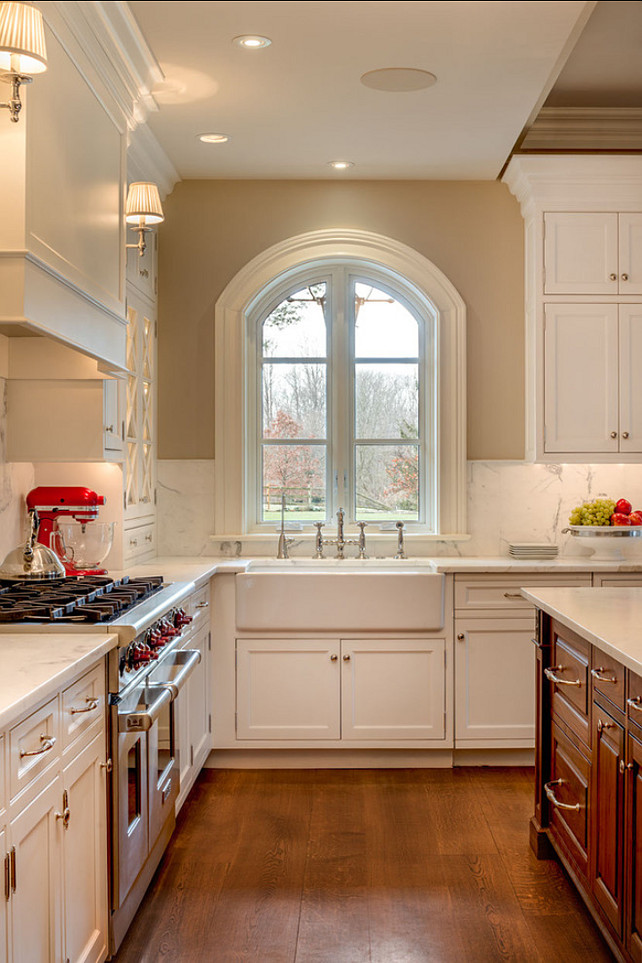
[{"x1": 522, "y1": 586, "x2": 642, "y2": 675}]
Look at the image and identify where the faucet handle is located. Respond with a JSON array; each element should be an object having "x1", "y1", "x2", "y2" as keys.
[{"x1": 394, "y1": 520, "x2": 407, "y2": 560}]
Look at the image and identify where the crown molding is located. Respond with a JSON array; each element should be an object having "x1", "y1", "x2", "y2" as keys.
[
  {"x1": 521, "y1": 107, "x2": 642, "y2": 151},
  {"x1": 127, "y1": 123, "x2": 180, "y2": 198}
]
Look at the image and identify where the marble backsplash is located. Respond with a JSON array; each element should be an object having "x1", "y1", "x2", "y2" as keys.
[{"x1": 156, "y1": 458, "x2": 642, "y2": 559}]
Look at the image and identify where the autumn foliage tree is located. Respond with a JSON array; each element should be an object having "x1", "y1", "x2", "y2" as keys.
[{"x1": 263, "y1": 410, "x2": 324, "y2": 507}]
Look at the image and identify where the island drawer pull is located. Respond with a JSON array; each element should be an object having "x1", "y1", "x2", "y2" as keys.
[
  {"x1": 19, "y1": 734, "x2": 56, "y2": 758},
  {"x1": 591, "y1": 668, "x2": 617, "y2": 684},
  {"x1": 70, "y1": 697, "x2": 100, "y2": 715},
  {"x1": 544, "y1": 779, "x2": 581, "y2": 812},
  {"x1": 544, "y1": 666, "x2": 582, "y2": 687},
  {"x1": 503, "y1": 592, "x2": 523, "y2": 600},
  {"x1": 597, "y1": 719, "x2": 614, "y2": 734},
  {"x1": 628, "y1": 697, "x2": 642, "y2": 713}
]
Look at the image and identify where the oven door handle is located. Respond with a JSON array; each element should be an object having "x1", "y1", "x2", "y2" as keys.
[
  {"x1": 118, "y1": 684, "x2": 172, "y2": 732},
  {"x1": 152, "y1": 649, "x2": 202, "y2": 700}
]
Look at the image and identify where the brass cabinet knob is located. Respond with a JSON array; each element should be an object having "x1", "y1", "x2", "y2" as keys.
[
  {"x1": 622, "y1": 431, "x2": 630, "y2": 439},
  {"x1": 611, "y1": 431, "x2": 618, "y2": 439},
  {"x1": 343, "y1": 654, "x2": 351, "y2": 662},
  {"x1": 609, "y1": 273, "x2": 618, "y2": 281},
  {"x1": 457, "y1": 633, "x2": 465, "y2": 641},
  {"x1": 621, "y1": 273, "x2": 629, "y2": 281},
  {"x1": 330, "y1": 654, "x2": 338, "y2": 662}
]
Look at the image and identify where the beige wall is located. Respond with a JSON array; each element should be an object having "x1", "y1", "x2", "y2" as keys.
[{"x1": 157, "y1": 180, "x2": 524, "y2": 460}]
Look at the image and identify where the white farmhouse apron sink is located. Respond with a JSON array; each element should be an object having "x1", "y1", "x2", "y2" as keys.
[{"x1": 235, "y1": 569, "x2": 445, "y2": 631}]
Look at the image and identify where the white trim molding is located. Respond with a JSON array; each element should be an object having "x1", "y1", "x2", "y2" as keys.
[{"x1": 214, "y1": 229, "x2": 467, "y2": 537}]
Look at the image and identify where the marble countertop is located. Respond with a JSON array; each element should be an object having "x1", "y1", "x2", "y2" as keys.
[
  {"x1": 522, "y1": 586, "x2": 642, "y2": 675},
  {"x1": 0, "y1": 633, "x2": 118, "y2": 730}
]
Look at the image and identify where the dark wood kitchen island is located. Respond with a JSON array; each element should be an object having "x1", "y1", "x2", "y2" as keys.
[{"x1": 523, "y1": 585, "x2": 642, "y2": 963}]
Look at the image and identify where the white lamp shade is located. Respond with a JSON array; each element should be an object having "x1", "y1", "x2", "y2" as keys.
[
  {"x1": 125, "y1": 182, "x2": 164, "y2": 225},
  {"x1": 0, "y1": 2, "x2": 47, "y2": 75}
]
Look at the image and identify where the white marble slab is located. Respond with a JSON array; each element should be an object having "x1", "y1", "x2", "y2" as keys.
[
  {"x1": 521, "y1": 586, "x2": 642, "y2": 676},
  {"x1": 0, "y1": 633, "x2": 117, "y2": 730}
]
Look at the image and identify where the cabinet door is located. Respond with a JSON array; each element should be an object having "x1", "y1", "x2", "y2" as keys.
[
  {"x1": 455, "y1": 619, "x2": 535, "y2": 746},
  {"x1": 186, "y1": 626, "x2": 210, "y2": 776},
  {"x1": 236, "y1": 639, "x2": 340, "y2": 740},
  {"x1": 0, "y1": 830, "x2": 7, "y2": 963},
  {"x1": 619, "y1": 213, "x2": 642, "y2": 295},
  {"x1": 9, "y1": 774, "x2": 63, "y2": 963},
  {"x1": 61, "y1": 731, "x2": 108, "y2": 963},
  {"x1": 341, "y1": 639, "x2": 446, "y2": 741},
  {"x1": 544, "y1": 212, "x2": 618, "y2": 295},
  {"x1": 125, "y1": 290, "x2": 156, "y2": 522},
  {"x1": 103, "y1": 378, "x2": 123, "y2": 455},
  {"x1": 619, "y1": 305, "x2": 642, "y2": 453},
  {"x1": 591, "y1": 706, "x2": 625, "y2": 936},
  {"x1": 544, "y1": 303, "x2": 619, "y2": 453},
  {"x1": 626, "y1": 733, "x2": 642, "y2": 962}
]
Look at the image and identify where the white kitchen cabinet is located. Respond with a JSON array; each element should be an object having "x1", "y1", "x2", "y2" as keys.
[
  {"x1": 544, "y1": 303, "x2": 642, "y2": 453},
  {"x1": 593, "y1": 573, "x2": 642, "y2": 587},
  {"x1": 544, "y1": 212, "x2": 642, "y2": 296},
  {"x1": 126, "y1": 232, "x2": 158, "y2": 303},
  {"x1": 176, "y1": 584, "x2": 212, "y2": 813},
  {"x1": 9, "y1": 774, "x2": 63, "y2": 963},
  {"x1": 340, "y1": 638, "x2": 446, "y2": 741},
  {"x1": 235, "y1": 637, "x2": 447, "y2": 744}
]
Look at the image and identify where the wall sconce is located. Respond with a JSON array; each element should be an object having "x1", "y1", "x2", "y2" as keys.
[
  {"x1": 125, "y1": 182, "x2": 164, "y2": 257},
  {"x1": 0, "y1": 1, "x2": 47, "y2": 123}
]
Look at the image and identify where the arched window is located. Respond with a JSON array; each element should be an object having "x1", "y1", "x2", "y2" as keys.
[
  {"x1": 214, "y1": 230, "x2": 466, "y2": 541},
  {"x1": 247, "y1": 263, "x2": 436, "y2": 530}
]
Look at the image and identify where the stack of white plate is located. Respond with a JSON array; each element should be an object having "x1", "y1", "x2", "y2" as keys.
[{"x1": 508, "y1": 542, "x2": 559, "y2": 559}]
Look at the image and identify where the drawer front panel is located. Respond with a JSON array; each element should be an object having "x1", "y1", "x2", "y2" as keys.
[
  {"x1": 124, "y1": 521, "x2": 156, "y2": 562},
  {"x1": 549, "y1": 721, "x2": 590, "y2": 880},
  {"x1": 591, "y1": 654, "x2": 625, "y2": 713},
  {"x1": 10, "y1": 697, "x2": 60, "y2": 800},
  {"x1": 549, "y1": 621, "x2": 590, "y2": 747},
  {"x1": 187, "y1": 584, "x2": 210, "y2": 636},
  {"x1": 455, "y1": 575, "x2": 591, "y2": 613},
  {"x1": 62, "y1": 662, "x2": 106, "y2": 752}
]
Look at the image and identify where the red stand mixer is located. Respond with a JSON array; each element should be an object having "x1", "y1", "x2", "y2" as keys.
[{"x1": 26, "y1": 487, "x2": 114, "y2": 575}]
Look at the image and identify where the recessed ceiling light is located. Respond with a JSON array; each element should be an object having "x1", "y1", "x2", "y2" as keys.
[
  {"x1": 328, "y1": 161, "x2": 354, "y2": 170},
  {"x1": 360, "y1": 68, "x2": 437, "y2": 92},
  {"x1": 233, "y1": 35, "x2": 271, "y2": 49},
  {"x1": 198, "y1": 133, "x2": 230, "y2": 144}
]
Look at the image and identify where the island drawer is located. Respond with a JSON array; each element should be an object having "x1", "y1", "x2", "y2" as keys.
[
  {"x1": 454, "y1": 574, "x2": 591, "y2": 613},
  {"x1": 548, "y1": 720, "x2": 590, "y2": 882},
  {"x1": 10, "y1": 695, "x2": 60, "y2": 801},
  {"x1": 547, "y1": 620, "x2": 591, "y2": 747},
  {"x1": 626, "y1": 673, "x2": 642, "y2": 730},
  {"x1": 62, "y1": 661, "x2": 106, "y2": 752},
  {"x1": 590, "y1": 652, "x2": 625, "y2": 713}
]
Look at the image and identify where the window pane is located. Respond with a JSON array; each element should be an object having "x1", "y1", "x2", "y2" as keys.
[
  {"x1": 355, "y1": 445, "x2": 419, "y2": 521},
  {"x1": 355, "y1": 363, "x2": 418, "y2": 439},
  {"x1": 263, "y1": 363, "x2": 326, "y2": 439},
  {"x1": 262, "y1": 445, "x2": 326, "y2": 521},
  {"x1": 354, "y1": 282, "x2": 418, "y2": 358},
  {"x1": 262, "y1": 284, "x2": 327, "y2": 357}
]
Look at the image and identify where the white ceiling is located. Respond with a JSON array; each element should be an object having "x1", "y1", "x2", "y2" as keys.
[{"x1": 129, "y1": 0, "x2": 593, "y2": 180}]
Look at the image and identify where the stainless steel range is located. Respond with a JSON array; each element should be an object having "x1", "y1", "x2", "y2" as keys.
[{"x1": 0, "y1": 573, "x2": 202, "y2": 956}]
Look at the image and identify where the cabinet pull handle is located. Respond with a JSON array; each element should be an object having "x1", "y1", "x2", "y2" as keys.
[
  {"x1": 609, "y1": 273, "x2": 618, "y2": 281},
  {"x1": 544, "y1": 666, "x2": 581, "y2": 687},
  {"x1": 343, "y1": 654, "x2": 351, "y2": 662},
  {"x1": 622, "y1": 431, "x2": 630, "y2": 440},
  {"x1": 597, "y1": 719, "x2": 614, "y2": 734},
  {"x1": 544, "y1": 779, "x2": 581, "y2": 812},
  {"x1": 70, "y1": 697, "x2": 100, "y2": 715},
  {"x1": 503, "y1": 592, "x2": 523, "y2": 599},
  {"x1": 196, "y1": 602, "x2": 209, "y2": 609},
  {"x1": 55, "y1": 790, "x2": 70, "y2": 830},
  {"x1": 622, "y1": 273, "x2": 629, "y2": 281},
  {"x1": 19, "y1": 734, "x2": 56, "y2": 758},
  {"x1": 457, "y1": 633, "x2": 465, "y2": 641},
  {"x1": 591, "y1": 668, "x2": 617, "y2": 684},
  {"x1": 145, "y1": 534, "x2": 153, "y2": 542},
  {"x1": 4, "y1": 853, "x2": 9, "y2": 901},
  {"x1": 104, "y1": 424, "x2": 115, "y2": 433},
  {"x1": 330, "y1": 654, "x2": 338, "y2": 662},
  {"x1": 628, "y1": 697, "x2": 642, "y2": 713},
  {"x1": 620, "y1": 760, "x2": 634, "y2": 774},
  {"x1": 9, "y1": 848, "x2": 15, "y2": 894},
  {"x1": 611, "y1": 431, "x2": 618, "y2": 439},
  {"x1": 100, "y1": 758, "x2": 113, "y2": 772}
]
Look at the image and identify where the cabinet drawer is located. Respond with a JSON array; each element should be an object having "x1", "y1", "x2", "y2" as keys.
[
  {"x1": 124, "y1": 521, "x2": 156, "y2": 562},
  {"x1": 627, "y1": 673, "x2": 642, "y2": 730},
  {"x1": 548, "y1": 620, "x2": 591, "y2": 747},
  {"x1": 591, "y1": 653, "x2": 625, "y2": 713},
  {"x1": 454, "y1": 574, "x2": 591, "y2": 613},
  {"x1": 10, "y1": 697, "x2": 60, "y2": 800},
  {"x1": 548, "y1": 721, "x2": 590, "y2": 881},
  {"x1": 61, "y1": 662, "x2": 106, "y2": 752},
  {"x1": 187, "y1": 584, "x2": 210, "y2": 634}
]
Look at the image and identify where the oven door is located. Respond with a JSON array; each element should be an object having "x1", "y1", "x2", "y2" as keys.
[{"x1": 113, "y1": 682, "x2": 173, "y2": 909}]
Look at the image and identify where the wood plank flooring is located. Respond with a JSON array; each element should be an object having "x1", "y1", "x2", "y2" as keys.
[{"x1": 113, "y1": 768, "x2": 614, "y2": 963}]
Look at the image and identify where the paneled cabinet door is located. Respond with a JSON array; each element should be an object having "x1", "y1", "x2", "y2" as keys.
[
  {"x1": 340, "y1": 639, "x2": 446, "y2": 741},
  {"x1": 591, "y1": 706, "x2": 625, "y2": 936},
  {"x1": 0, "y1": 829, "x2": 7, "y2": 963},
  {"x1": 626, "y1": 733, "x2": 642, "y2": 962},
  {"x1": 9, "y1": 774, "x2": 63, "y2": 963},
  {"x1": 618, "y1": 305, "x2": 642, "y2": 453},
  {"x1": 618, "y1": 214, "x2": 642, "y2": 296},
  {"x1": 544, "y1": 303, "x2": 619, "y2": 453},
  {"x1": 236, "y1": 639, "x2": 340, "y2": 740},
  {"x1": 454, "y1": 619, "x2": 535, "y2": 746},
  {"x1": 544, "y1": 212, "x2": 619, "y2": 295},
  {"x1": 187, "y1": 627, "x2": 210, "y2": 772},
  {"x1": 61, "y1": 730, "x2": 108, "y2": 963}
]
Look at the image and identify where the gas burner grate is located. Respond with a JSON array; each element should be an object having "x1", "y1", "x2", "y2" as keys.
[{"x1": 0, "y1": 575, "x2": 165, "y2": 623}]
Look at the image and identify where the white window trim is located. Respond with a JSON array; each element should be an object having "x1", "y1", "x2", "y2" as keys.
[{"x1": 214, "y1": 228, "x2": 467, "y2": 538}]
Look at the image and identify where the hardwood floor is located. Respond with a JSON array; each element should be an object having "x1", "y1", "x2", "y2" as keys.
[{"x1": 113, "y1": 767, "x2": 614, "y2": 963}]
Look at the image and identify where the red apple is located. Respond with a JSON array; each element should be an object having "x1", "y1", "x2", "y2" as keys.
[
  {"x1": 630, "y1": 511, "x2": 642, "y2": 526},
  {"x1": 611, "y1": 512, "x2": 632, "y2": 526},
  {"x1": 616, "y1": 497, "x2": 632, "y2": 515}
]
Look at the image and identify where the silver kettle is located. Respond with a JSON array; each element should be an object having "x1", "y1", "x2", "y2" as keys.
[{"x1": 0, "y1": 508, "x2": 66, "y2": 581}]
